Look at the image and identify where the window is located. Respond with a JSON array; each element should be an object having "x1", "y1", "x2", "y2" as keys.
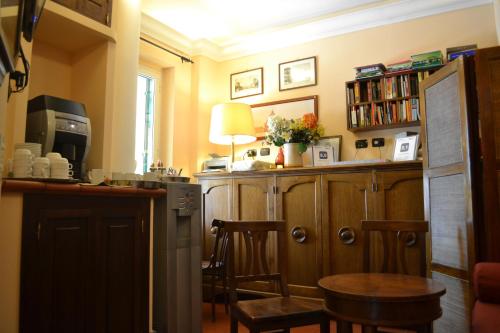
[{"x1": 135, "y1": 75, "x2": 156, "y2": 174}]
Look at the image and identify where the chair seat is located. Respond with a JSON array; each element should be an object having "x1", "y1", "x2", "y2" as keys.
[{"x1": 232, "y1": 297, "x2": 325, "y2": 323}]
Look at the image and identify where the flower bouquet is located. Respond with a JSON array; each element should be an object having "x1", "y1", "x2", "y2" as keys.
[{"x1": 265, "y1": 113, "x2": 324, "y2": 153}]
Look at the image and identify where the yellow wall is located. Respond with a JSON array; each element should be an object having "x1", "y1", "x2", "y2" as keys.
[{"x1": 201, "y1": 5, "x2": 498, "y2": 163}]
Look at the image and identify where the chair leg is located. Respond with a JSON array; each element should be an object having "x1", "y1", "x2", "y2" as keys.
[
  {"x1": 230, "y1": 317, "x2": 239, "y2": 333},
  {"x1": 223, "y1": 274, "x2": 229, "y2": 314},
  {"x1": 337, "y1": 320, "x2": 353, "y2": 333},
  {"x1": 361, "y1": 325, "x2": 377, "y2": 333},
  {"x1": 211, "y1": 275, "x2": 216, "y2": 322},
  {"x1": 320, "y1": 317, "x2": 330, "y2": 333}
]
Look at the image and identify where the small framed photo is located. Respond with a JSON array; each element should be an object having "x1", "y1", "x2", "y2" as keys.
[
  {"x1": 279, "y1": 56, "x2": 317, "y2": 91},
  {"x1": 316, "y1": 135, "x2": 342, "y2": 162},
  {"x1": 393, "y1": 135, "x2": 419, "y2": 161},
  {"x1": 313, "y1": 146, "x2": 334, "y2": 166},
  {"x1": 230, "y1": 67, "x2": 263, "y2": 99}
]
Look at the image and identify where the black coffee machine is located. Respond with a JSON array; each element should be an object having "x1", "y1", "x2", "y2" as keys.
[{"x1": 26, "y1": 95, "x2": 91, "y2": 180}]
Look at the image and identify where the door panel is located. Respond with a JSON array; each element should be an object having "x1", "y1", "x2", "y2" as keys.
[
  {"x1": 276, "y1": 175, "x2": 322, "y2": 297},
  {"x1": 322, "y1": 173, "x2": 370, "y2": 275}
]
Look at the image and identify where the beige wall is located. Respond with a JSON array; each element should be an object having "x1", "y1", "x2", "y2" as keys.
[{"x1": 203, "y1": 4, "x2": 497, "y2": 163}]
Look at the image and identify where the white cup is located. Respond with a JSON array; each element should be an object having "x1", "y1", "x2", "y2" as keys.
[
  {"x1": 46, "y1": 152, "x2": 62, "y2": 164},
  {"x1": 88, "y1": 169, "x2": 105, "y2": 185},
  {"x1": 51, "y1": 169, "x2": 73, "y2": 179},
  {"x1": 143, "y1": 172, "x2": 159, "y2": 181},
  {"x1": 33, "y1": 165, "x2": 49, "y2": 178},
  {"x1": 14, "y1": 148, "x2": 32, "y2": 157},
  {"x1": 13, "y1": 165, "x2": 32, "y2": 178}
]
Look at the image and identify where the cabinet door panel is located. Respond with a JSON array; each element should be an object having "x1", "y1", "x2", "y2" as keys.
[
  {"x1": 200, "y1": 179, "x2": 232, "y2": 259},
  {"x1": 79, "y1": 0, "x2": 112, "y2": 26},
  {"x1": 30, "y1": 209, "x2": 92, "y2": 333},
  {"x1": 373, "y1": 170, "x2": 425, "y2": 276},
  {"x1": 276, "y1": 175, "x2": 322, "y2": 298},
  {"x1": 233, "y1": 177, "x2": 273, "y2": 220},
  {"x1": 322, "y1": 173, "x2": 370, "y2": 275}
]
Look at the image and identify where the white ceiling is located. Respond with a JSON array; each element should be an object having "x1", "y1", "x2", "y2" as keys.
[{"x1": 140, "y1": 0, "x2": 492, "y2": 61}]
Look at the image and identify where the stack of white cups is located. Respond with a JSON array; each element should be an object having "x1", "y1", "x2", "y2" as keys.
[
  {"x1": 49, "y1": 154, "x2": 74, "y2": 179},
  {"x1": 13, "y1": 149, "x2": 33, "y2": 178},
  {"x1": 33, "y1": 157, "x2": 50, "y2": 178}
]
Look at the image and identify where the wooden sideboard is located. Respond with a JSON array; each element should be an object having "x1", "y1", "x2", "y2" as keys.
[{"x1": 195, "y1": 161, "x2": 424, "y2": 298}]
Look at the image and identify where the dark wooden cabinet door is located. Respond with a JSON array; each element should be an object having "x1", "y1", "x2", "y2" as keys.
[
  {"x1": 94, "y1": 200, "x2": 149, "y2": 333},
  {"x1": 21, "y1": 198, "x2": 92, "y2": 333},
  {"x1": 79, "y1": 0, "x2": 112, "y2": 26},
  {"x1": 52, "y1": 0, "x2": 112, "y2": 26},
  {"x1": 20, "y1": 195, "x2": 149, "y2": 333}
]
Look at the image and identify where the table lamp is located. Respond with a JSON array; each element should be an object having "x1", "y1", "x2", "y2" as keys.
[{"x1": 209, "y1": 103, "x2": 256, "y2": 164}]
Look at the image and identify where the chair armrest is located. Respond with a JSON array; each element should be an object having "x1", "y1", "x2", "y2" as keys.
[{"x1": 474, "y1": 263, "x2": 500, "y2": 303}]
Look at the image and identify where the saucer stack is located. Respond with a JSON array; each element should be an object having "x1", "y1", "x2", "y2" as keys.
[{"x1": 15, "y1": 142, "x2": 41, "y2": 158}]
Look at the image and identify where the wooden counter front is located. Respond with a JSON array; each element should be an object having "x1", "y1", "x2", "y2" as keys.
[{"x1": 1, "y1": 179, "x2": 167, "y2": 197}]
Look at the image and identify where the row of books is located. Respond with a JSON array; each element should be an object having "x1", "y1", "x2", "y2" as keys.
[
  {"x1": 349, "y1": 98, "x2": 420, "y2": 128},
  {"x1": 347, "y1": 71, "x2": 431, "y2": 104}
]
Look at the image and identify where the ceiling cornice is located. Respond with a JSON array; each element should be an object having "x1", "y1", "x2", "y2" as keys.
[{"x1": 140, "y1": 0, "x2": 492, "y2": 62}]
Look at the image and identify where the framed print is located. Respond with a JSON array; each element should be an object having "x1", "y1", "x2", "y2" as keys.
[
  {"x1": 230, "y1": 67, "x2": 263, "y2": 99},
  {"x1": 316, "y1": 135, "x2": 342, "y2": 162},
  {"x1": 313, "y1": 145, "x2": 334, "y2": 166},
  {"x1": 279, "y1": 56, "x2": 317, "y2": 91},
  {"x1": 251, "y1": 95, "x2": 318, "y2": 139},
  {"x1": 393, "y1": 135, "x2": 419, "y2": 161}
]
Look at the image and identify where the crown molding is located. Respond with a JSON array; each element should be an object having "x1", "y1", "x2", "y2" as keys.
[{"x1": 140, "y1": 0, "x2": 492, "y2": 62}]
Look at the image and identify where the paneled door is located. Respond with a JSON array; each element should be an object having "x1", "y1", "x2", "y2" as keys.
[
  {"x1": 275, "y1": 175, "x2": 322, "y2": 298},
  {"x1": 420, "y1": 57, "x2": 476, "y2": 333},
  {"x1": 321, "y1": 172, "x2": 371, "y2": 276}
]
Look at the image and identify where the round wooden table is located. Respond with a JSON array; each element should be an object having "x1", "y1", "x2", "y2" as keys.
[{"x1": 318, "y1": 273, "x2": 446, "y2": 333}]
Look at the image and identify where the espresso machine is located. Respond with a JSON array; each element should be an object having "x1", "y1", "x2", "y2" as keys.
[{"x1": 26, "y1": 95, "x2": 91, "y2": 180}]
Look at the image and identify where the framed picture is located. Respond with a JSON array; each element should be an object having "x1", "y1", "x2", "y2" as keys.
[
  {"x1": 251, "y1": 95, "x2": 318, "y2": 139},
  {"x1": 393, "y1": 135, "x2": 419, "y2": 161},
  {"x1": 312, "y1": 146, "x2": 334, "y2": 166},
  {"x1": 316, "y1": 135, "x2": 342, "y2": 162},
  {"x1": 279, "y1": 56, "x2": 317, "y2": 91},
  {"x1": 230, "y1": 67, "x2": 263, "y2": 99}
]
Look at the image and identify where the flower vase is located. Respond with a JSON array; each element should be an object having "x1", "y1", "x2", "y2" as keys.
[
  {"x1": 275, "y1": 146, "x2": 284, "y2": 167},
  {"x1": 283, "y1": 143, "x2": 303, "y2": 168}
]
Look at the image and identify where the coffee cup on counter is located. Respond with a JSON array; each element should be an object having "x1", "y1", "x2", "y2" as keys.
[
  {"x1": 33, "y1": 157, "x2": 50, "y2": 178},
  {"x1": 88, "y1": 169, "x2": 105, "y2": 185},
  {"x1": 13, "y1": 148, "x2": 33, "y2": 178},
  {"x1": 50, "y1": 157, "x2": 73, "y2": 179}
]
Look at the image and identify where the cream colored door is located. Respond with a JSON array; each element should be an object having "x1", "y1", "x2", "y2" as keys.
[{"x1": 275, "y1": 175, "x2": 322, "y2": 298}]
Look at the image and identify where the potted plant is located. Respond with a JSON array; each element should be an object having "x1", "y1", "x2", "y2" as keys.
[{"x1": 265, "y1": 113, "x2": 324, "y2": 167}]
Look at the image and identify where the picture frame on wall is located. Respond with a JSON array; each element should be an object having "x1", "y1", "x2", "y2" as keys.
[
  {"x1": 315, "y1": 135, "x2": 342, "y2": 162},
  {"x1": 279, "y1": 56, "x2": 317, "y2": 91},
  {"x1": 230, "y1": 67, "x2": 264, "y2": 99},
  {"x1": 393, "y1": 135, "x2": 419, "y2": 161},
  {"x1": 251, "y1": 95, "x2": 318, "y2": 139}
]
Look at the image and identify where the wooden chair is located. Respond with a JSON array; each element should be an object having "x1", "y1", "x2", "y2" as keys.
[
  {"x1": 361, "y1": 219, "x2": 429, "y2": 277},
  {"x1": 361, "y1": 219, "x2": 430, "y2": 332},
  {"x1": 222, "y1": 219, "x2": 330, "y2": 333},
  {"x1": 202, "y1": 219, "x2": 229, "y2": 321}
]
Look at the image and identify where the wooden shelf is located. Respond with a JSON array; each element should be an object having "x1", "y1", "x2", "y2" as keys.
[
  {"x1": 345, "y1": 67, "x2": 441, "y2": 132},
  {"x1": 348, "y1": 120, "x2": 420, "y2": 132}
]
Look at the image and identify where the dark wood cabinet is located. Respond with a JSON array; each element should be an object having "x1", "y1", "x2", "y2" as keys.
[
  {"x1": 20, "y1": 194, "x2": 149, "y2": 333},
  {"x1": 53, "y1": 0, "x2": 112, "y2": 26}
]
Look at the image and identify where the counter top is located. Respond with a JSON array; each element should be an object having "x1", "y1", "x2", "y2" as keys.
[
  {"x1": 194, "y1": 160, "x2": 422, "y2": 178},
  {"x1": 1, "y1": 180, "x2": 167, "y2": 198}
]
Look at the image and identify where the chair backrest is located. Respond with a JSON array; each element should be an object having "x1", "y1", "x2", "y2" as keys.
[
  {"x1": 208, "y1": 219, "x2": 229, "y2": 269},
  {"x1": 221, "y1": 220, "x2": 288, "y2": 302},
  {"x1": 361, "y1": 220, "x2": 429, "y2": 277}
]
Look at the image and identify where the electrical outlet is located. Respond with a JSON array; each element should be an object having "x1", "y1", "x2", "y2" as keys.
[
  {"x1": 355, "y1": 139, "x2": 368, "y2": 149},
  {"x1": 246, "y1": 149, "x2": 257, "y2": 158},
  {"x1": 260, "y1": 148, "x2": 270, "y2": 156},
  {"x1": 372, "y1": 137, "x2": 385, "y2": 147}
]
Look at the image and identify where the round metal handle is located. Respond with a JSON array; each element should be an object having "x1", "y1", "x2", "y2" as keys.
[
  {"x1": 210, "y1": 226, "x2": 219, "y2": 235},
  {"x1": 291, "y1": 226, "x2": 307, "y2": 243},
  {"x1": 397, "y1": 231, "x2": 417, "y2": 247},
  {"x1": 338, "y1": 227, "x2": 356, "y2": 245}
]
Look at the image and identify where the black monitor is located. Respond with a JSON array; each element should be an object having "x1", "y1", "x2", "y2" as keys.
[
  {"x1": 22, "y1": 0, "x2": 45, "y2": 42},
  {"x1": 0, "y1": 0, "x2": 24, "y2": 83}
]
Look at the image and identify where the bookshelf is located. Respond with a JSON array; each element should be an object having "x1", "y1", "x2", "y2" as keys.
[{"x1": 346, "y1": 68, "x2": 440, "y2": 132}]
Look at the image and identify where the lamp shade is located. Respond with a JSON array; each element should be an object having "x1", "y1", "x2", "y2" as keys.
[{"x1": 209, "y1": 103, "x2": 256, "y2": 145}]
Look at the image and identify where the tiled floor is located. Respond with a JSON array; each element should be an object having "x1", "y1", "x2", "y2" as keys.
[{"x1": 202, "y1": 302, "x2": 357, "y2": 333}]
